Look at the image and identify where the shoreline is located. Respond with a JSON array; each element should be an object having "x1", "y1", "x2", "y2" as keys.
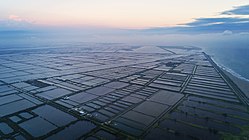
[
  {"x1": 207, "y1": 53, "x2": 249, "y2": 99},
  {"x1": 222, "y1": 69, "x2": 249, "y2": 99},
  {"x1": 211, "y1": 56, "x2": 249, "y2": 83}
]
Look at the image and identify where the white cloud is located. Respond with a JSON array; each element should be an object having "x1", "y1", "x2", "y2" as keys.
[
  {"x1": 239, "y1": 32, "x2": 249, "y2": 35},
  {"x1": 222, "y1": 30, "x2": 233, "y2": 35}
]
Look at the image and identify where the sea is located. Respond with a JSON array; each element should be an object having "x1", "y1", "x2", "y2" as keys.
[{"x1": 204, "y1": 46, "x2": 249, "y2": 82}]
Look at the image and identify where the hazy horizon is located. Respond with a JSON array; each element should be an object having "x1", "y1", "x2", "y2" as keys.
[{"x1": 1, "y1": 1, "x2": 249, "y2": 80}]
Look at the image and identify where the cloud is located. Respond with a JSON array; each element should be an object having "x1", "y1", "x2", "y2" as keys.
[
  {"x1": 183, "y1": 17, "x2": 249, "y2": 33},
  {"x1": 185, "y1": 17, "x2": 249, "y2": 27},
  {"x1": 8, "y1": 15, "x2": 23, "y2": 21},
  {"x1": 222, "y1": 30, "x2": 233, "y2": 36},
  {"x1": 143, "y1": 4, "x2": 249, "y2": 34},
  {"x1": 222, "y1": 5, "x2": 249, "y2": 15},
  {"x1": 0, "y1": 15, "x2": 36, "y2": 31},
  {"x1": 239, "y1": 32, "x2": 249, "y2": 35},
  {"x1": 144, "y1": 20, "x2": 249, "y2": 34}
]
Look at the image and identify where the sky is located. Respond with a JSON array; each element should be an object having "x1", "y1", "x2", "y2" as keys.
[{"x1": 0, "y1": 0, "x2": 249, "y2": 29}]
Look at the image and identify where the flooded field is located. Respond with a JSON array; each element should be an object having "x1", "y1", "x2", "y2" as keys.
[{"x1": 0, "y1": 46, "x2": 248, "y2": 139}]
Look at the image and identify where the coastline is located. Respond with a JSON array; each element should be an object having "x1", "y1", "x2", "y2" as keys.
[
  {"x1": 208, "y1": 54, "x2": 249, "y2": 99},
  {"x1": 222, "y1": 69, "x2": 249, "y2": 99}
]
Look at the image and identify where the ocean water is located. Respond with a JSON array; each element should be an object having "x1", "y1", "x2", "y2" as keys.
[{"x1": 204, "y1": 46, "x2": 249, "y2": 82}]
